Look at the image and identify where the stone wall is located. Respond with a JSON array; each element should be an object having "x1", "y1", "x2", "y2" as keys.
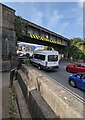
[
  {"x1": 1, "y1": 3, "x2": 16, "y2": 60},
  {"x1": 17, "y1": 69, "x2": 58, "y2": 119},
  {"x1": 20, "y1": 64, "x2": 85, "y2": 118},
  {"x1": 0, "y1": 4, "x2": 2, "y2": 71},
  {"x1": 0, "y1": 3, "x2": 17, "y2": 71}
]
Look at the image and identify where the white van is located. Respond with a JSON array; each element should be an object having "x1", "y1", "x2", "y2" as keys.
[{"x1": 30, "y1": 50, "x2": 59, "y2": 70}]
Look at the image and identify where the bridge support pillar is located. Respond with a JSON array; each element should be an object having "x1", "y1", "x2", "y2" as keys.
[{"x1": 0, "y1": 3, "x2": 17, "y2": 71}]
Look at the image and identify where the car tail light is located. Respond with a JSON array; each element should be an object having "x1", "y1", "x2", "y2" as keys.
[{"x1": 45, "y1": 61, "x2": 48, "y2": 67}]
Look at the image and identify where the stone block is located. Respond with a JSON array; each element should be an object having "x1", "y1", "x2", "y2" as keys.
[{"x1": 21, "y1": 64, "x2": 85, "y2": 118}]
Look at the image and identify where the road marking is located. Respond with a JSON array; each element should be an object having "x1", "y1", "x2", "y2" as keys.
[
  {"x1": 38, "y1": 69, "x2": 85, "y2": 104},
  {"x1": 28, "y1": 65, "x2": 85, "y2": 103}
]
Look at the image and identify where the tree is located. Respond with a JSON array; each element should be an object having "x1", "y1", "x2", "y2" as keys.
[
  {"x1": 65, "y1": 38, "x2": 85, "y2": 61},
  {"x1": 14, "y1": 16, "x2": 28, "y2": 40}
]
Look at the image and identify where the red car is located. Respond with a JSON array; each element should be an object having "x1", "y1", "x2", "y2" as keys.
[{"x1": 66, "y1": 63, "x2": 85, "y2": 73}]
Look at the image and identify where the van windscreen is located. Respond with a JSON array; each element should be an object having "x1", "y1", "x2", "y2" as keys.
[{"x1": 48, "y1": 55, "x2": 58, "y2": 61}]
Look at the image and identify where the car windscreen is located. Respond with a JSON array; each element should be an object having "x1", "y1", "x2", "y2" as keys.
[
  {"x1": 75, "y1": 64, "x2": 85, "y2": 68},
  {"x1": 82, "y1": 74, "x2": 85, "y2": 79},
  {"x1": 48, "y1": 55, "x2": 58, "y2": 61},
  {"x1": 75, "y1": 64, "x2": 82, "y2": 67}
]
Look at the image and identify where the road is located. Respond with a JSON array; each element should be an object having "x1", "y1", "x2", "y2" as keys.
[{"x1": 31, "y1": 61, "x2": 85, "y2": 100}]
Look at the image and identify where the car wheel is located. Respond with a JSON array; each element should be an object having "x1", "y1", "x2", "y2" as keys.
[
  {"x1": 38, "y1": 65, "x2": 41, "y2": 70},
  {"x1": 69, "y1": 80, "x2": 76, "y2": 87}
]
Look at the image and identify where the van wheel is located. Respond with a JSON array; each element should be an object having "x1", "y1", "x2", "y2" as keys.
[
  {"x1": 38, "y1": 65, "x2": 41, "y2": 70},
  {"x1": 30, "y1": 61, "x2": 33, "y2": 65},
  {"x1": 69, "y1": 80, "x2": 76, "y2": 87}
]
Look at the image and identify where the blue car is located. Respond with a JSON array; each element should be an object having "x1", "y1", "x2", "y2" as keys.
[{"x1": 69, "y1": 72, "x2": 85, "y2": 91}]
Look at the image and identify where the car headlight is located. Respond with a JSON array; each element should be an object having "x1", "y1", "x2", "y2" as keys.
[{"x1": 70, "y1": 74, "x2": 73, "y2": 77}]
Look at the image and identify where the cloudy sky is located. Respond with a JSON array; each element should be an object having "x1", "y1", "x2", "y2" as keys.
[{"x1": 3, "y1": 2, "x2": 83, "y2": 39}]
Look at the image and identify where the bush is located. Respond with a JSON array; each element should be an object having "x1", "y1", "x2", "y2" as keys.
[{"x1": 23, "y1": 60, "x2": 30, "y2": 65}]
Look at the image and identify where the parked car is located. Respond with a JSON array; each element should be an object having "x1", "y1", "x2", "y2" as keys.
[
  {"x1": 17, "y1": 50, "x2": 30, "y2": 58},
  {"x1": 29, "y1": 50, "x2": 59, "y2": 71},
  {"x1": 66, "y1": 63, "x2": 85, "y2": 73},
  {"x1": 68, "y1": 72, "x2": 85, "y2": 91}
]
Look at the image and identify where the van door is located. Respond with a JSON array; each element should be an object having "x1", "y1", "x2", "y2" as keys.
[
  {"x1": 47, "y1": 55, "x2": 59, "y2": 67},
  {"x1": 31, "y1": 54, "x2": 45, "y2": 66},
  {"x1": 30, "y1": 54, "x2": 38, "y2": 65}
]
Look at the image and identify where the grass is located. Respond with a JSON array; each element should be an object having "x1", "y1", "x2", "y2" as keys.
[{"x1": 9, "y1": 86, "x2": 16, "y2": 118}]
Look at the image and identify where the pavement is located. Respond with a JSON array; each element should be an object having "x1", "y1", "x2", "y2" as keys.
[
  {"x1": 0, "y1": 70, "x2": 31, "y2": 119},
  {"x1": 0, "y1": 72, "x2": 10, "y2": 119},
  {"x1": 0, "y1": 72, "x2": 2, "y2": 119}
]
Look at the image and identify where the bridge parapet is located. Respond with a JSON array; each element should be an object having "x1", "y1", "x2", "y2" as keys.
[{"x1": 20, "y1": 64, "x2": 84, "y2": 118}]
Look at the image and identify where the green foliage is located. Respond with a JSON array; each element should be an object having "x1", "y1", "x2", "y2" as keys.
[
  {"x1": 9, "y1": 87, "x2": 16, "y2": 118},
  {"x1": 66, "y1": 38, "x2": 85, "y2": 61},
  {"x1": 23, "y1": 60, "x2": 30, "y2": 65},
  {"x1": 14, "y1": 16, "x2": 27, "y2": 39}
]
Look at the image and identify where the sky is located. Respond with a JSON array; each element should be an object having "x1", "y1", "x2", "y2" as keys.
[{"x1": 3, "y1": 2, "x2": 83, "y2": 39}]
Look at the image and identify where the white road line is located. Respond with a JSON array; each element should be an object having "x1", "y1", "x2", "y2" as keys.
[
  {"x1": 38, "y1": 70, "x2": 85, "y2": 104},
  {"x1": 29, "y1": 65, "x2": 85, "y2": 103}
]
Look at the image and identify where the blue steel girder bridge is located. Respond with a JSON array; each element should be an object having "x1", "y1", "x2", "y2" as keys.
[{"x1": 16, "y1": 17, "x2": 70, "y2": 53}]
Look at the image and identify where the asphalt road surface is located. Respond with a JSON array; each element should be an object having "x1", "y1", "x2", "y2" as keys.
[{"x1": 32, "y1": 61, "x2": 85, "y2": 100}]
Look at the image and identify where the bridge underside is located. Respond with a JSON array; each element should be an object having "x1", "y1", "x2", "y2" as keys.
[{"x1": 18, "y1": 36, "x2": 66, "y2": 54}]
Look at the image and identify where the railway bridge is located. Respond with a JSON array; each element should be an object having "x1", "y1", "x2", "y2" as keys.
[
  {"x1": 1, "y1": 3, "x2": 70, "y2": 60},
  {"x1": 16, "y1": 16, "x2": 70, "y2": 54}
]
